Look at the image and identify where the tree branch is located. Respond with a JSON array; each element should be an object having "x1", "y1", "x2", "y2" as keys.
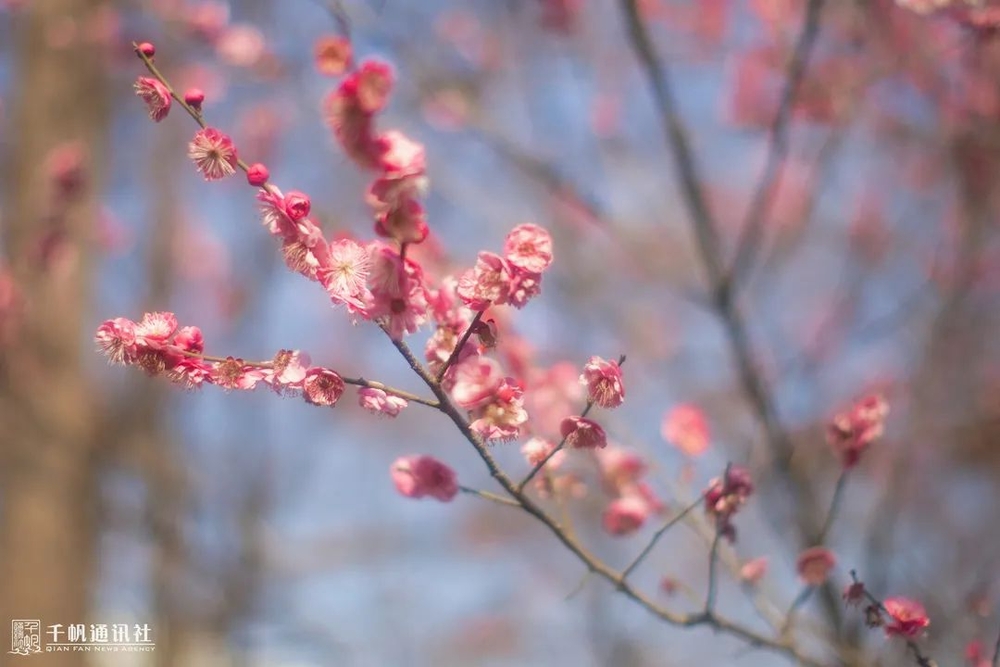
[
  {"x1": 728, "y1": 0, "x2": 826, "y2": 286},
  {"x1": 383, "y1": 330, "x2": 825, "y2": 667}
]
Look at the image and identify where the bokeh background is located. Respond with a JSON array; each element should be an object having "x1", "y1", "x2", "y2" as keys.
[{"x1": 2, "y1": 1, "x2": 999, "y2": 665}]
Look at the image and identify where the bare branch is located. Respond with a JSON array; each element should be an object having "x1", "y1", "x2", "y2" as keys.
[{"x1": 728, "y1": 0, "x2": 826, "y2": 286}]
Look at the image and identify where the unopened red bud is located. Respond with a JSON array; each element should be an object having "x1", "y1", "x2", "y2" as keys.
[
  {"x1": 246, "y1": 163, "x2": 270, "y2": 187},
  {"x1": 284, "y1": 191, "x2": 311, "y2": 220},
  {"x1": 137, "y1": 42, "x2": 156, "y2": 58},
  {"x1": 184, "y1": 88, "x2": 205, "y2": 110}
]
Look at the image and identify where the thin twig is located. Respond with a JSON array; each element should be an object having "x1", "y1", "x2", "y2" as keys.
[
  {"x1": 134, "y1": 45, "x2": 277, "y2": 191},
  {"x1": 622, "y1": 493, "x2": 704, "y2": 579},
  {"x1": 176, "y1": 348, "x2": 440, "y2": 407},
  {"x1": 727, "y1": 0, "x2": 826, "y2": 286},
  {"x1": 704, "y1": 529, "x2": 723, "y2": 616},
  {"x1": 565, "y1": 571, "x2": 592, "y2": 601},
  {"x1": 817, "y1": 470, "x2": 848, "y2": 544},
  {"x1": 703, "y1": 462, "x2": 732, "y2": 616},
  {"x1": 517, "y1": 399, "x2": 593, "y2": 492},
  {"x1": 458, "y1": 485, "x2": 522, "y2": 509},
  {"x1": 341, "y1": 377, "x2": 439, "y2": 408},
  {"x1": 435, "y1": 309, "x2": 484, "y2": 382},
  {"x1": 781, "y1": 586, "x2": 815, "y2": 637}
]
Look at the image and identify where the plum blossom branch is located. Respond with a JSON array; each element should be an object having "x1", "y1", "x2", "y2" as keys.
[
  {"x1": 780, "y1": 586, "x2": 816, "y2": 638},
  {"x1": 728, "y1": 0, "x2": 826, "y2": 286},
  {"x1": 379, "y1": 330, "x2": 824, "y2": 666},
  {"x1": 847, "y1": 570, "x2": 935, "y2": 667},
  {"x1": 134, "y1": 43, "x2": 261, "y2": 177},
  {"x1": 121, "y1": 38, "x2": 834, "y2": 667},
  {"x1": 517, "y1": 354, "x2": 627, "y2": 492},
  {"x1": 340, "y1": 377, "x2": 438, "y2": 408},
  {"x1": 177, "y1": 348, "x2": 439, "y2": 408}
]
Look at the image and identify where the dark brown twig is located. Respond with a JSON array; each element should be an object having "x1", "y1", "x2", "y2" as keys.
[{"x1": 435, "y1": 310, "x2": 484, "y2": 382}]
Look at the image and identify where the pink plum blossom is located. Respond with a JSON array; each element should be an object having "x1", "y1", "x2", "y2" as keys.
[
  {"x1": 469, "y1": 377, "x2": 528, "y2": 442},
  {"x1": 827, "y1": 394, "x2": 889, "y2": 468},
  {"x1": 661, "y1": 403, "x2": 710, "y2": 456},
  {"x1": 503, "y1": 223, "x2": 553, "y2": 274},
  {"x1": 456, "y1": 252, "x2": 512, "y2": 310},
  {"x1": 602, "y1": 495, "x2": 650, "y2": 536},
  {"x1": 302, "y1": 367, "x2": 345, "y2": 406},
  {"x1": 134, "y1": 76, "x2": 171, "y2": 122},
  {"x1": 560, "y1": 416, "x2": 608, "y2": 449},
  {"x1": 188, "y1": 127, "x2": 238, "y2": 180},
  {"x1": 704, "y1": 465, "x2": 753, "y2": 542},
  {"x1": 581, "y1": 355, "x2": 625, "y2": 408},
  {"x1": 391, "y1": 455, "x2": 458, "y2": 502},
  {"x1": 796, "y1": 547, "x2": 836, "y2": 586},
  {"x1": 883, "y1": 597, "x2": 930, "y2": 639},
  {"x1": 319, "y1": 238, "x2": 372, "y2": 312},
  {"x1": 451, "y1": 356, "x2": 503, "y2": 409},
  {"x1": 358, "y1": 387, "x2": 408, "y2": 417}
]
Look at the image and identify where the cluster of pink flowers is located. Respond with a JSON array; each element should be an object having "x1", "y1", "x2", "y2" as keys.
[
  {"x1": 826, "y1": 394, "x2": 889, "y2": 468},
  {"x1": 703, "y1": 465, "x2": 754, "y2": 542},
  {"x1": 122, "y1": 43, "x2": 568, "y2": 512},
  {"x1": 323, "y1": 61, "x2": 429, "y2": 246},
  {"x1": 895, "y1": 0, "x2": 1000, "y2": 34},
  {"x1": 596, "y1": 446, "x2": 664, "y2": 536},
  {"x1": 94, "y1": 311, "x2": 408, "y2": 417},
  {"x1": 456, "y1": 223, "x2": 553, "y2": 311},
  {"x1": 449, "y1": 356, "x2": 528, "y2": 442}
]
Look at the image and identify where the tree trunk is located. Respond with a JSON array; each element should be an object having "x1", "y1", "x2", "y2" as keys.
[{"x1": 0, "y1": 1, "x2": 111, "y2": 664}]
